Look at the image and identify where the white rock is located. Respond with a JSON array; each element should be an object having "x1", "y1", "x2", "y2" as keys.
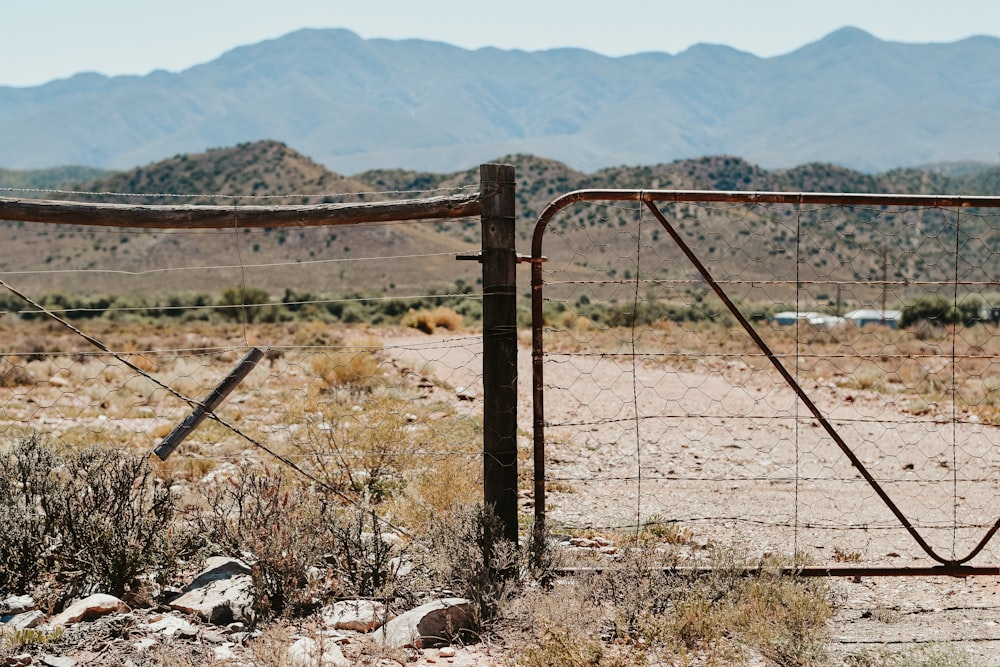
[
  {"x1": 40, "y1": 656, "x2": 76, "y2": 667},
  {"x1": 213, "y1": 643, "x2": 239, "y2": 662},
  {"x1": 286, "y1": 636, "x2": 350, "y2": 667},
  {"x1": 48, "y1": 594, "x2": 129, "y2": 628},
  {"x1": 322, "y1": 599, "x2": 388, "y2": 633},
  {"x1": 439, "y1": 646, "x2": 457, "y2": 657},
  {"x1": 4, "y1": 610, "x2": 44, "y2": 630},
  {"x1": 133, "y1": 637, "x2": 158, "y2": 652},
  {"x1": 1, "y1": 595, "x2": 36, "y2": 616},
  {"x1": 377, "y1": 598, "x2": 474, "y2": 649},
  {"x1": 169, "y1": 557, "x2": 255, "y2": 625},
  {"x1": 146, "y1": 614, "x2": 199, "y2": 638}
]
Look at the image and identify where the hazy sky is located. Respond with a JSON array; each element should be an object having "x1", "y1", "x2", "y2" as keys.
[{"x1": 3, "y1": 0, "x2": 999, "y2": 87}]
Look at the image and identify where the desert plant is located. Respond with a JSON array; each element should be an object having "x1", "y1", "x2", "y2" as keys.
[
  {"x1": 425, "y1": 504, "x2": 556, "y2": 628},
  {"x1": 52, "y1": 445, "x2": 177, "y2": 597},
  {"x1": 200, "y1": 465, "x2": 336, "y2": 618},
  {"x1": 401, "y1": 306, "x2": 464, "y2": 333},
  {"x1": 308, "y1": 340, "x2": 384, "y2": 391},
  {"x1": 0, "y1": 434, "x2": 61, "y2": 595},
  {"x1": 0, "y1": 357, "x2": 34, "y2": 387}
]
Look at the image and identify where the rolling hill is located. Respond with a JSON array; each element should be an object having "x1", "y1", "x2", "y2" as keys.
[{"x1": 1, "y1": 141, "x2": 999, "y2": 311}]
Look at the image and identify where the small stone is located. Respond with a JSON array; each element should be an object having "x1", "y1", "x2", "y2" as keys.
[
  {"x1": 439, "y1": 646, "x2": 457, "y2": 657},
  {"x1": 169, "y1": 557, "x2": 254, "y2": 625},
  {"x1": 1, "y1": 596, "x2": 35, "y2": 616},
  {"x1": 286, "y1": 637, "x2": 350, "y2": 667},
  {"x1": 8, "y1": 654, "x2": 32, "y2": 667},
  {"x1": 214, "y1": 644, "x2": 239, "y2": 662},
  {"x1": 40, "y1": 657, "x2": 76, "y2": 667},
  {"x1": 4, "y1": 610, "x2": 44, "y2": 630},
  {"x1": 133, "y1": 637, "x2": 157, "y2": 653},
  {"x1": 377, "y1": 598, "x2": 474, "y2": 649},
  {"x1": 146, "y1": 615, "x2": 199, "y2": 638}
]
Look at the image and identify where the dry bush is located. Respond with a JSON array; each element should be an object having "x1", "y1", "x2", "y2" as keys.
[
  {"x1": 53, "y1": 444, "x2": 178, "y2": 597},
  {"x1": 0, "y1": 434, "x2": 61, "y2": 596},
  {"x1": 199, "y1": 465, "x2": 410, "y2": 619},
  {"x1": 401, "y1": 306, "x2": 464, "y2": 334},
  {"x1": 308, "y1": 338, "x2": 384, "y2": 390},
  {"x1": 512, "y1": 547, "x2": 832, "y2": 667},
  {"x1": 0, "y1": 356, "x2": 33, "y2": 387},
  {"x1": 200, "y1": 466, "x2": 337, "y2": 618},
  {"x1": 0, "y1": 435, "x2": 177, "y2": 600}
]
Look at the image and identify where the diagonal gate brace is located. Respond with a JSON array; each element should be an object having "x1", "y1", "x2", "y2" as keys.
[{"x1": 154, "y1": 347, "x2": 265, "y2": 460}]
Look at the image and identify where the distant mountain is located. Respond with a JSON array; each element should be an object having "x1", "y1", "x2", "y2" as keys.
[{"x1": 2, "y1": 28, "x2": 1000, "y2": 174}]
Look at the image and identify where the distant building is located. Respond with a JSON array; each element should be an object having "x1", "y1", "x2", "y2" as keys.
[
  {"x1": 842, "y1": 309, "x2": 901, "y2": 329},
  {"x1": 772, "y1": 311, "x2": 843, "y2": 329}
]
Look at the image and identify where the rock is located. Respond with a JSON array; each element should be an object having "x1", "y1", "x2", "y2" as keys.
[
  {"x1": 286, "y1": 636, "x2": 350, "y2": 667},
  {"x1": 169, "y1": 557, "x2": 254, "y2": 625},
  {"x1": 133, "y1": 637, "x2": 157, "y2": 653},
  {"x1": 455, "y1": 387, "x2": 476, "y2": 401},
  {"x1": 3, "y1": 610, "x2": 44, "y2": 631},
  {"x1": 1, "y1": 596, "x2": 35, "y2": 616},
  {"x1": 377, "y1": 598, "x2": 474, "y2": 649},
  {"x1": 145, "y1": 614, "x2": 199, "y2": 638},
  {"x1": 213, "y1": 644, "x2": 239, "y2": 662},
  {"x1": 322, "y1": 599, "x2": 388, "y2": 633},
  {"x1": 48, "y1": 594, "x2": 130, "y2": 628},
  {"x1": 439, "y1": 646, "x2": 457, "y2": 657},
  {"x1": 40, "y1": 657, "x2": 76, "y2": 667},
  {"x1": 7, "y1": 654, "x2": 32, "y2": 667}
]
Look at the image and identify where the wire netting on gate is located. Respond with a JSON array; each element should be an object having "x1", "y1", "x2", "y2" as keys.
[
  {"x1": 532, "y1": 192, "x2": 1000, "y2": 570},
  {"x1": 0, "y1": 182, "x2": 490, "y2": 530}
]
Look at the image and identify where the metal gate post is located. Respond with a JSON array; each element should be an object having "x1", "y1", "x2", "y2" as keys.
[{"x1": 480, "y1": 163, "x2": 519, "y2": 545}]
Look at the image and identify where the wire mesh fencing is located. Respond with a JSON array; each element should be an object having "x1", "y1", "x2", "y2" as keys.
[
  {"x1": 0, "y1": 183, "x2": 494, "y2": 530},
  {"x1": 532, "y1": 192, "x2": 1000, "y2": 572}
]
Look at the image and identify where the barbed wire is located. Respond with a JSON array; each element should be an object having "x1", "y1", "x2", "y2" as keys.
[{"x1": 0, "y1": 184, "x2": 479, "y2": 199}]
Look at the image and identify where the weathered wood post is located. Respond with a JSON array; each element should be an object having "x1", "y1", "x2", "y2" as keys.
[{"x1": 480, "y1": 163, "x2": 518, "y2": 545}]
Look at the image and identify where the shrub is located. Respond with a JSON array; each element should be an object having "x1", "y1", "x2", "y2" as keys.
[
  {"x1": 201, "y1": 466, "x2": 335, "y2": 618},
  {"x1": 0, "y1": 435, "x2": 61, "y2": 596},
  {"x1": 215, "y1": 286, "x2": 281, "y2": 323},
  {"x1": 900, "y1": 294, "x2": 983, "y2": 328},
  {"x1": 52, "y1": 445, "x2": 177, "y2": 596},
  {"x1": 401, "y1": 306, "x2": 464, "y2": 333},
  {"x1": 308, "y1": 342, "x2": 383, "y2": 391},
  {"x1": 200, "y1": 465, "x2": 409, "y2": 618},
  {"x1": 0, "y1": 357, "x2": 34, "y2": 387}
]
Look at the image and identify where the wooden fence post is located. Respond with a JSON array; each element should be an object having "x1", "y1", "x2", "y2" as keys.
[{"x1": 480, "y1": 163, "x2": 518, "y2": 545}]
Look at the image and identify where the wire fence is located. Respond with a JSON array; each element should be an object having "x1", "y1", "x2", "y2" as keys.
[
  {"x1": 532, "y1": 193, "x2": 1000, "y2": 570},
  {"x1": 0, "y1": 181, "x2": 493, "y2": 529}
]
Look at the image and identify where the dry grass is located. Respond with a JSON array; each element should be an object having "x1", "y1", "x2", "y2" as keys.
[{"x1": 401, "y1": 306, "x2": 464, "y2": 333}]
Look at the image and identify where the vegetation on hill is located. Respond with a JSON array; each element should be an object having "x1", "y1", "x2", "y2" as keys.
[
  {"x1": 0, "y1": 141, "x2": 998, "y2": 315},
  {"x1": 0, "y1": 165, "x2": 112, "y2": 192}
]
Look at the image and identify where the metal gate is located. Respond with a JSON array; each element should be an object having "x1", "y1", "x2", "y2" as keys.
[{"x1": 531, "y1": 189, "x2": 1000, "y2": 574}]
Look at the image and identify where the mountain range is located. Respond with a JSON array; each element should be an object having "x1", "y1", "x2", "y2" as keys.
[{"x1": 2, "y1": 27, "x2": 999, "y2": 174}]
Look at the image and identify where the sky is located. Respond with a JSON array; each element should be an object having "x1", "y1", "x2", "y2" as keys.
[{"x1": 2, "y1": 0, "x2": 999, "y2": 87}]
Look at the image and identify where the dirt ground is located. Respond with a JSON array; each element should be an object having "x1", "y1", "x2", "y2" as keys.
[
  {"x1": 4, "y1": 319, "x2": 1000, "y2": 662},
  {"x1": 385, "y1": 329, "x2": 1000, "y2": 662}
]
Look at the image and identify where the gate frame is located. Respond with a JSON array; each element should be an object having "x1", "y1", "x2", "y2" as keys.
[{"x1": 531, "y1": 189, "x2": 1000, "y2": 576}]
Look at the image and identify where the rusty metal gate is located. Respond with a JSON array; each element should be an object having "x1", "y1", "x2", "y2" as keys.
[{"x1": 531, "y1": 190, "x2": 1000, "y2": 575}]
